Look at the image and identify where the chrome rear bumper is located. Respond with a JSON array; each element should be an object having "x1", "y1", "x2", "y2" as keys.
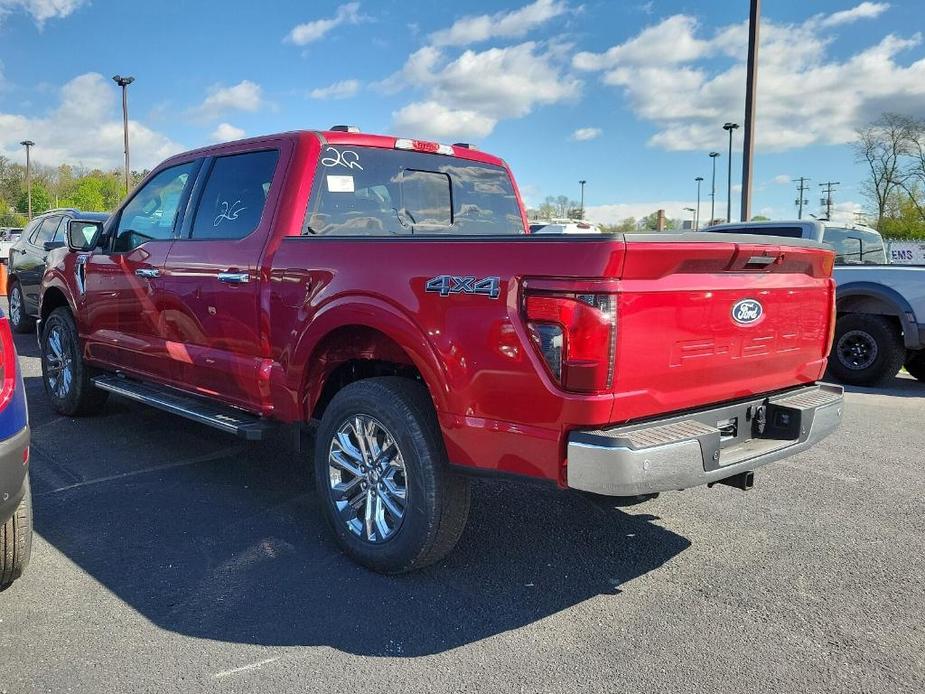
[{"x1": 567, "y1": 383, "x2": 844, "y2": 496}]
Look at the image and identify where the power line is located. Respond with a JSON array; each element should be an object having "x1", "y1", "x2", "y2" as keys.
[{"x1": 794, "y1": 177, "x2": 810, "y2": 220}]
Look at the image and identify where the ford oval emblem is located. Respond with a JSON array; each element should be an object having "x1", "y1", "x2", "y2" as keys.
[{"x1": 732, "y1": 298, "x2": 763, "y2": 325}]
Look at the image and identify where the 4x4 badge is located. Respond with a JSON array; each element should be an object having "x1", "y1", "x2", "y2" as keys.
[{"x1": 426, "y1": 275, "x2": 501, "y2": 299}]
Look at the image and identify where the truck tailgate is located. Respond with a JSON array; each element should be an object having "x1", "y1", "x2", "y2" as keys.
[{"x1": 611, "y1": 236, "x2": 835, "y2": 423}]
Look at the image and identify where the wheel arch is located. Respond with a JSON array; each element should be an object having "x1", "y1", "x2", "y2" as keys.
[{"x1": 836, "y1": 281, "x2": 920, "y2": 349}]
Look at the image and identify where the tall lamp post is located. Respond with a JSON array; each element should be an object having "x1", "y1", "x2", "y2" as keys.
[
  {"x1": 112, "y1": 74, "x2": 135, "y2": 195},
  {"x1": 694, "y1": 176, "x2": 704, "y2": 230},
  {"x1": 709, "y1": 151, "x2": 720, "y2": 225},
  {"x1": 722, "y1": 122, "x2": 739, "y2": 222},
  {"x1": 19, "y1": 140, "x2": 35, "y2": 221},
  {"x1": 578, "y1": 179, "x2": 587, "y2": 219}
]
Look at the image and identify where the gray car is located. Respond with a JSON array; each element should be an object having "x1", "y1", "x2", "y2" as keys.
[{"x1": 7, "y1": 209, "x2": 108, "y2": 334}]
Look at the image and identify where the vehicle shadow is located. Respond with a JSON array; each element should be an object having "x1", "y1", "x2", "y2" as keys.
[
  {"x1": 839, "y1": 373, "x2": 925, "y2": 398},
  {"x1": 21, "y1": 371, "x2": 691, "y2": 657}
]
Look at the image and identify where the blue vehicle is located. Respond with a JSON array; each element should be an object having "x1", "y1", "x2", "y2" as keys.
[{"x1": 0, "y1": 308, "x2": 31, "y2": 590}]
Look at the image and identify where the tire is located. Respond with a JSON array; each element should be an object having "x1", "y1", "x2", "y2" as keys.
[
  {"x1": 905, "y1": 350, "x2": 925, "y2": 382},
  {"x1": 7, "y1": 281, "x2": 35, "y2": 334},
  {"x1": 0, "y1": 475, "x2": 33, "y2": 591},
  {"x1": 313, "y1": 377, "x2": 470, "y2": 574},
  {"x1": 40, "y1": 307, "x2": 108, "y2": 416},
  {"x1": 828, "y1": 313, "x2": 905, "y2": 386}
]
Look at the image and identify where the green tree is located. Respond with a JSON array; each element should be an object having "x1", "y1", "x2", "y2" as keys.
[
  {"x1": 751, "y1": 215, "x2": 770, "y2": 221},
  {"x1": 879, "y1": 191, "x2": 925, "y2": 240},
  {"x1": 16, "y1": 182, "x2": 51, "y2": 215}
]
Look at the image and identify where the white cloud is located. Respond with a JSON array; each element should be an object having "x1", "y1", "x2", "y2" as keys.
[
  {"x1": 392, "y1": 101, "x2": 496, "y2": 140},
  {"x1": 570, "y1": 127, "x2": 602, "y2": 141},
  {"x1": 284, "y1": 2, "x2": 364, "y2": 46},
  {"x1": 0, "y1": 0, "x2": 86, "y2": 26},
  {"x1": 388, "y1": 42, "x2": 580, "y2": 139},
  {"x1": 772, "y1": 174, "x2": 791, "y2": 185},
  {"x1": 210, "y1": 123, "x2": 245, "y2": 143},
  {"x1": 819, "y1": 2, "x2": 889, "y2": 28},
  {"x1": 193, "y1": 80, "x2": 264, "y2": 119},
  {"x1": 309, "y1": 79, "x2": 361, "y2": 100},
  {"x1": 0, "y1": 72, "x2": 181, "y2": 170},
  {"x1": 430, "y1": 0, "x2": 569, "y2": 47},
  {"x1": 573, "y1": 4, "x2": 925, "y2": 152}
]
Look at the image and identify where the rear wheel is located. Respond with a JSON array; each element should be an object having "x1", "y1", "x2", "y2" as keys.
[
  {"x1": 905, "y1": 350, "x2": 925, "y2": 382},
  {"x1": 0, "y1": 476, "x2": 32, "y2": 591},
  {"x1": 314, "y1": 377, "x2": 470, "y2": 574},
  {"x1": 40, "y1": 307, "x2": 108, "y2": 416},
  {"x1": 8, "y1": 281, "x2": 35, "y2": 334},
  {"x1": 828, "y1": 313, "x2": 905, "y2": 386}
]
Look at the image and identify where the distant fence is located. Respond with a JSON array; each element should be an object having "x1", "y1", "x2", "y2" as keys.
[{"x1": 887, "y1": 239, "x2": 925, "y2": 265}]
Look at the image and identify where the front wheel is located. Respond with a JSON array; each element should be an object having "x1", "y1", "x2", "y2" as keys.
[
  {"x1": 905, "y1": 350, "x2": 925, "y2": 382},
  {"x1": 313, "y1": 377, "x2": 470, "y2": 574},
  {"x1": 8, "y1": 281, "x2": 35, "y2": 334},
  {"x1": 40, "y1": 307, "x2": 108, "y2": 416},
  {"x1": 827, "y1": 314, "x2": 905, "y2": 386}
]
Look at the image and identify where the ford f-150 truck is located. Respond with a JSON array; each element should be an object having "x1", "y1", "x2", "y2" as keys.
[{"x1": 37, "y1": 129, "x2": 844, "y2": 573}]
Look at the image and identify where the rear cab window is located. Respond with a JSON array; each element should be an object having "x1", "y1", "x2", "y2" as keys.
[
  {"x1": 823, "y1": 227, "x2": 887, "y2": 265},
  {"x1": 304, "y1": 146, "x2": 525, "y2": 236}
]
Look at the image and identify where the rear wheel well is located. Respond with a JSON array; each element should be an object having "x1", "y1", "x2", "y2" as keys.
[
  {"x1": 306, "y1": 326, "x2": 428, "y2": 421},
  {"x1": 40, "y1": 287, "x2": 71, "y2": 323}
]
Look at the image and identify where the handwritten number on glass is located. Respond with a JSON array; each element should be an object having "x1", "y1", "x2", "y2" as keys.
[
  {"x1": 321, "y1": 147, "x2": 363, "y2": 170},
  {"x1": 214, "y1": 200, "x2": 247, "y2": 227}
]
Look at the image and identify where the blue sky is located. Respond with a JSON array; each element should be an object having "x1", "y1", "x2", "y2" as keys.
[{"x1": 1, "y1": 0, "x2": 924, "y2": 223}]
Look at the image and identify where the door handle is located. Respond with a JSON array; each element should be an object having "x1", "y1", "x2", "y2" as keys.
[
  {"x1": 135, "y1": 268, "x2": 160, "y2": 279},
  {"x1": 217, "y1": 272, "x2": 250, "y2": 284}
]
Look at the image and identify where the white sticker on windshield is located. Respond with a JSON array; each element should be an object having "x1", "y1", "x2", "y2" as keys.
[{"x1": 327, "y1": 175, "x2": 355, "y2": 193}]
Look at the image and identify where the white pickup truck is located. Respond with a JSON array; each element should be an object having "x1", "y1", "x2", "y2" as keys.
[{"x1": 704, "y1": 220, "x2": 925, "y2": 386}]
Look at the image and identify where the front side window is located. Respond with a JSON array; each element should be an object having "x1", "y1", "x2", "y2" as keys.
[
  {"x1": 114, "y1": 161, "x2": 197, "y2": 252},
  {"x1": 190, "y1": 150, "x2": 279, "y2": 240},
  {"x1": 32, "y1": 216, "x2": 61, "y2": 245},
  {"x1": 304, "y1": 146, "x2": 525, "y2": 236}
]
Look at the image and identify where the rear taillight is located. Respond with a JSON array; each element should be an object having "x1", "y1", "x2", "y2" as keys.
[
  {"x1": 0, "y1": 316, "x2": 16, "y2": 410},
  {"x1": 524, "y1": 291, "x2": 617, "y2": 393}
]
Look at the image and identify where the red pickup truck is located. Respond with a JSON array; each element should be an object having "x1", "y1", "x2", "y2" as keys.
[{"x1": 38, "y1": 128, "x2": 844, "y2": 573}]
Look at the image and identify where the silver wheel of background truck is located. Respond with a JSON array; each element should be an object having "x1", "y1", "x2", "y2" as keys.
[
  {"x1": 314, "y1": 377, "x2": 470, "y2": 574},
  {"x1": 8, "y1": 282, "x2": 35, "y2": 334}
]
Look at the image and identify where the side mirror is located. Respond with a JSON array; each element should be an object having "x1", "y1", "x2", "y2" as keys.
[
  {"x1": 43, "y1": 240, "x2": 66, "y2": 252},
  {"x1": 67, "y1": 220, "x2": 104, "y2": 252}
]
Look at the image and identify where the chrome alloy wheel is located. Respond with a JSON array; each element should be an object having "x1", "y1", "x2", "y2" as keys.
[
  {"x1": 9, "y1": 285, "x2": 22, "y2": 325},
  {"x1": 328, "y1": 415, "x2": 408, "y2": 543},
  {"x1": 837, "y1": 329, "x2": 878, "y2": 371},
  {"x1": 45, "y1": 325, "x2": 74, "y2": 398}
]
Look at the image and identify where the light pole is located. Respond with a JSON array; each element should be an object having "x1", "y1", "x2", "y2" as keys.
[
  {"x1": 578, "y1": 179, "x2": 587, "y2": 219},
  {"x1": 694, "y1": 176, "x2": 703, "y2": 230},
  {"x1": 683, "y1": 207, "x2": 696, "y2": 230},
  {"x1": 740, "y1": 0, "x2": 761, "y2": 222},
  {"x1": 723, "y1": 122, "x2": 739, "y2": 222},
  {"x1": 19, "y1": 140, "x2": 35, "y2": 221},
  {"x1": 112, "y1": 74, "x2": 135, "y2": 195},
  {"x1": 709, "y1": 151, "x2": 720, "y2": 224}
]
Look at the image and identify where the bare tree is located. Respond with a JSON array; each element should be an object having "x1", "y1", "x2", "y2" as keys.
[
  {"x1": 854, "y1": 113, "x2": 913, "y2": 228},
  {"x1": 899, "y1": 117, "x2": 925, "y2": 222}
]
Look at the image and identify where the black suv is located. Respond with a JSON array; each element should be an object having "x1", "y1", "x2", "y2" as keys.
[{"x1": 7, "y1": 209, "x2": 108, "y2": 333}]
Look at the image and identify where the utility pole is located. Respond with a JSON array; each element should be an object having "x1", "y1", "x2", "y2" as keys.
[
  {"x1": 19, "y1": 140, "x2": 35, "y2": 221},
  {"x1": 723, "y1": 123, "x2": 739, "y2": 222},
  {"x1": 740, "y1": 0, "x2": 761, "y2": 222},
  {"x1": 578, "y1": 179, "x2": 587, "y2": 220},
  {"x1": 709, "y1": 152, "x2": 720, "y2": 224},
  {"x1": 694, "y1": 177, "x2": 703, "y2": 230},
  {"x1": 113, "y1": 74, "x2": 135, "y2": 195},
  {"x1": 819, "y1": 181, "x2": 840, "y2": 221},
  {"x1": 794, "y1": 177, "x2": 810, "y2": 219}
]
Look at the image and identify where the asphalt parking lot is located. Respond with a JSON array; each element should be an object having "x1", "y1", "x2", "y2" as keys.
[{"x1": 1, "y1": 329, "x2": 923, "y2": 694}]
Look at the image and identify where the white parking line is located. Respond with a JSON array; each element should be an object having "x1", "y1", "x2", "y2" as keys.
[
  {"x1": 212, "y1": 657, "x2": 281, "y2": 679},
  {"x1": 37, "y1": 446, "x2": 246, "y2": 496}
]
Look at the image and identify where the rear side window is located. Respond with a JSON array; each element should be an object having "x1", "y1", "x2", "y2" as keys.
[
  {"x1": 304, "y1": 146, "x2": 525, "y2": 236},
  {"x1": 824, "y1": 227, "x2": 887, "y2": 265},
  {"x1": 31, "y1": 216, "x2": 60, "y2": 245},
  {"x1": 190, "y1": 150, "x2": 279, "y2": 240}
]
